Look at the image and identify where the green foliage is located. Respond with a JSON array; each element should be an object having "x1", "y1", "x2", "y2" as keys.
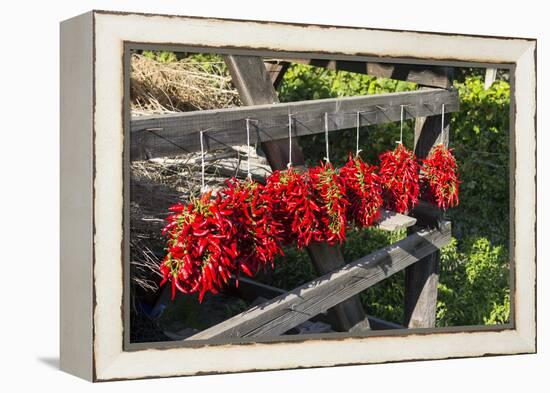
[
  {"x1": 185, "y1": 53, "x2": 230, "y2": 76},
  {"x1": 142, "y1": 50, "x2": 178, "y2": 63},
  {"x1": 278, "y1": 64, "x2": 416, "y2": 102},
  {"x1": 437, "y1": 237, "x2": 510, "y2": 326},
  {"x1": 268, "y1": 246, "x2": 316, "y2": 291},
  {"x1": 449, "y1": 76, "x2": 510, "y2": 243}
]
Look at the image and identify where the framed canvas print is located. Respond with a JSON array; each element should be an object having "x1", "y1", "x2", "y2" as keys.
[{"x1": 60, "y1": 10, "x2": 537, "y2": 381}]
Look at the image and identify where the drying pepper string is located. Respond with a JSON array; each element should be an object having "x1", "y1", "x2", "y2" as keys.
[
  {"x1": 324, "y1": 112, "x2": 330, "y2": 163},
  {"x1": 199, "y1": 130, "x2": 206, "y2": 193},
  {"x1": 245, "y1": 118, "x2": 252, "y2": 179},
  {"x1": 441, "y1": 103, "x2": 445, "y2": 135},
  {"x1": 398, "y1": 105, "x2": 404, "y2": 145},
  {"x1": 356, "y1": 111, "x2": 362, "y2": 156},
  {"x1": 160, "y1": 102, "x2": 461, "y2": 300},
  {"x1": 150, "y1": 104, "x2": 412, "y2": 161},
  {"x1": 287, "y1": 114, "x2": 293, "y2": 169}
]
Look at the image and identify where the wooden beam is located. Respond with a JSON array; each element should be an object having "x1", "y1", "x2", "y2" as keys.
[
  {"x1": 404, "y1": 75, "x2": 454, "y2": 328},
  {"x1": 230, "y1": 276, "x2": 286, "y2": 302},
  {"x1": 377, "y1": 209, "x2": 417, "y2": 231},
  {"x1": 130, "y1": 88, "x2": 459, "y2": 160},
  {"x1": 187, "y1": 222, "x2": 451, "y2": 340},
  {"x1": 232, "y1": 277, "x2": 404, "y2": 330},
  {"x1": 305, "y1": 242, "x2": 370, "y2": 332},
  {"x1": 366, "y1": 316, "x2": 404, "y2": 330},
  {"x1": 285, "y1": 59, "x2": 453, "y2": 88},
  {"x1": 223, "y1": 55, "x2": 368, "y2": 332},
  {"x1": 223, "y1": 55, "x2": 303, "y2": 170},
  {"x1": 264, "y1": 60, "x2": 289, "y2": 88}
]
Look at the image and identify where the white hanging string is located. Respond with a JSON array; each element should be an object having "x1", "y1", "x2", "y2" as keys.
[
  {"x1": 199, "y1": 130, "x2": 206, "y2": 193},
  {"x1": 287, "y1": 114, "x2": 293, "y2": 168},
  {"x1": 397, "y1": 105, "x2": 404, "y2": 145},
  {"x1": 356, "y1": 111, "x2": 362, "y2": 156},
  {"x1": 245, "y1": 118, "x2": 252, "y2": 179},
  {"x1": 441, "y1": 103, "x2": 445, "y2": 134},
  {"x1": 324, "y1": 112, "x2": 330, "y2": 163}
]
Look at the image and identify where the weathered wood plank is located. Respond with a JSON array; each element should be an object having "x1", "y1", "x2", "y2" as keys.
[
  {"x1": 409, "y1": 200, "x2": 443, "y2": 228},
  {"x1": 285, "y1": 59, "x2": 453, "y2": 88},
  {"x1": 377, "y1": 209, "x2": 417, "y2": 231},
  {"x1": 232, "y1": 277, "x2": 404, "y2": 330},
  {"x1": 130, "y1": 88, "x2": 459, "y2": 160},
  {"x1": 264, "y1": 60, "x2": 289, "y2": 88},
  {"x1": 306, "y1": 242, "x2": 370, "y2": 332},
  {"x1": 404, "y1": 79, "x2": 453, "y2": 328},
  {"x1": 366, "y1": 316, "x2": 404, "y2": 330},
  {"x1": 187, "y1": 222, "x2": 451, "y2": 340},
  {"x1": 223, "y1": 54, "x2": 303, "y2": 170},
  {"x1": 223, "y1": 55, "x2": 368, "y2": 332}
]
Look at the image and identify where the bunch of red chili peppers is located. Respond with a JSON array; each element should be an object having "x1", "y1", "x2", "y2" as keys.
[
  {"x1": 339, "y1": 153, "x2": 383, "y2": 228},
  {"x1": 159, "y1": 144, "x2": 459, "y2": 301},
  {"x1": 220, "y1": 178, "x2": 285, "y2": 276},
  {"x1": 421, "y1": 144, "x2": 461, "y2": 209},
  {"x1": 309, "y1": 162, "x2": 348, "y2": 245},
  {"x1": 264, "y1": 167, "x2": 319, "y2": 248},
  {"x1": 159, "y1": 192, "x2": 238, "y2": 303},
  {"x1": 379, "y1": 143, "x2": 421, "y2": 214}
]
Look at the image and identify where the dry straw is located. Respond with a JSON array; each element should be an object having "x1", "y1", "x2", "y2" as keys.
[{"x1": 130, "y1": 53, "x2": 241, "y2": 116}]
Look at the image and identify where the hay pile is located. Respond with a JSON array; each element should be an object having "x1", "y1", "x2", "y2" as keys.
[{"x1": 130, "y1": 53, "x2": 241, "y2": 116}]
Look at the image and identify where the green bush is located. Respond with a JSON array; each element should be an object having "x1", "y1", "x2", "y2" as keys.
[
  {"x1": 437, "y1": 237, "x2": 510, "y2": 326},
  {"x1": 449, "y1": 77, "x2": 510, "y2": 243}
]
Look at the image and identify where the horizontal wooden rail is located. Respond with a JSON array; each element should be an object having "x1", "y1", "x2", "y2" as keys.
[
  {"x1": 377, "y1": 209, "x2": 416, "y2": 231},
  {"x1": 232, "y1": 277, "x2": 404, "y2": 330},
  {"x1": 131, "y1": 88, "x2": 459, "y2": 160},
  {"x1": 187, "y1": 221, "x2": 451, "y2": 340}
]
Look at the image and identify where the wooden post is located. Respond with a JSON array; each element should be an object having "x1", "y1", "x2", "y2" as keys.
[
  {"x1": 264, "y1": 60, "x2": 289, "y2": 88},
  {"x1": 404, "y1": 69, "x2": 454, "y2": 328},
  {"x1": 224, "y1": 54, "x2": 369, "y2": 332}
]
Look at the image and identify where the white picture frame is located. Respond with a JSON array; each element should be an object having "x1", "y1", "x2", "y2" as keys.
[{"x1": 60, "y1": 10, "x2": 536, "y2": 381}]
